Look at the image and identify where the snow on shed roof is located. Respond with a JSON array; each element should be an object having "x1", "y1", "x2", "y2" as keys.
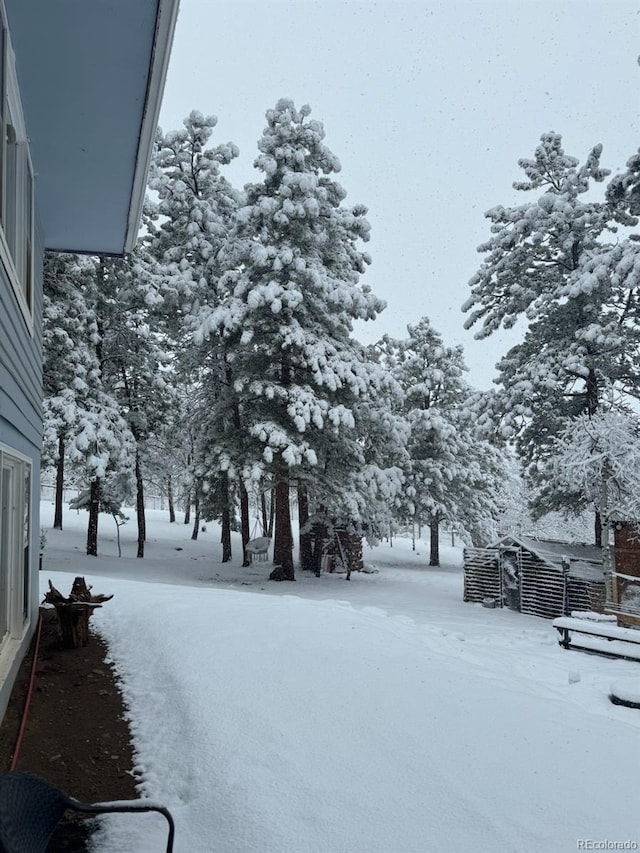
[{"x1": 493, "y1": 534, "x2": 604, "y2": 575}]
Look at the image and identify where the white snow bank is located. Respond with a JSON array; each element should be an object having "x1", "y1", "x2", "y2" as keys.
[{"x1": 37, "y1": 505, "x2": 640, "y2": 852}]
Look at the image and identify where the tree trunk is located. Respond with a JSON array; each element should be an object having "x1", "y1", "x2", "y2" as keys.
[
  {"x1": 595, "y1": 509, "x2": 602, "y2": 548},
  {"x1": 135, "y1": 451, "x2": 146, "y2": 559},
  {"x1": 53, "y1": 433, "x2": 65, "y2": 529},
  {"x1": 167, "y1": 475, "x2": 175, "y2": 523},
  {"x1": 268, "y1": 488, "x2": 275, "y2": 538},
  {"x1": 191, "y1": 490, "x2": 201, "y2": 540},
  {"x1": 112, "y1": 514, "x2": 123, "y2": 558},
  {"x1": 221, "y1": 508, "x2": 232, "y2": 562},
  {"x1": 297, "y1": 482, "x2": 312, "y2": 570},
  {"x1": 230, "y1": 393, "x2": 251, "y2": 566},
  {"x1": 271, "y1": 359, "x2": 293, "y2": 580},
  {"x1": 429, "y1": 516, "x2": 440, "y2": 566},
  {"x1": 261, "y1": 491, "x2": 269, "y2": 537},
  {"x1": 310, "y1": 520, "x2": 326, "y2": 576},
  {"x1": 240, "y1": 482, "x2": 250, "y2": 567},
  {"x1": 220, "y1": 472, "x2": 232, "y2": 562},
  {"x1": 272, "y1": 475, "x2": 294, "y2": 580},
  {"x1": 86, "y1": 478, "x2": 100, "y2": 556},
  {"x1": 184, "y1": 491, "x2": 191, "y2": 525},
  {"x1": 586, "y1": 367, "x2": 599, "y2": 417}
]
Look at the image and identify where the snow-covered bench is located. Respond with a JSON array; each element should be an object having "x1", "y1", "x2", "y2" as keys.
[{"x1": 552, "y1": 616, "x2": 640, "y2": 662}]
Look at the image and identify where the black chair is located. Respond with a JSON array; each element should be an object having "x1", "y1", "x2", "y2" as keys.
[{"x1": 0, "y1": 771, "x2": 174, "y2": 853}]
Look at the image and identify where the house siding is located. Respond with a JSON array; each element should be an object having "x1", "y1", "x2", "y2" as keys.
[{"x1": 0, "y1": 219, "x2": 43, "y2": 721}]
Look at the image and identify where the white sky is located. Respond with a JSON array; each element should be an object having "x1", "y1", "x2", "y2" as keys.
[{"x1": 159, "y1": 0, "x2": 640, "y2": 389}]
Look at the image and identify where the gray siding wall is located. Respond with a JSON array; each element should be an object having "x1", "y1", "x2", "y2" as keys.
[
  {"x1": 0, "y1": 255, "x2": 43, "y2": 454},
  {"x1": 0, "y1": 221, "x2": 44, "y2": 721}
]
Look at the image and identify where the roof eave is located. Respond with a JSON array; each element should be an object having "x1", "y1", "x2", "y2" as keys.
[{"x1": 124, "y1": 0, "x2": 180, "y2": 254}]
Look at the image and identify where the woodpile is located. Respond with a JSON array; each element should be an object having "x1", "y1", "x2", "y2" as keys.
[{"x1": 324, "y1": 529, "x2": 363, "y2": 578}]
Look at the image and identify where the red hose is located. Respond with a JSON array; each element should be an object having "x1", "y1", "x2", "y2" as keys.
[{"x1": 9, "y1": 608, "x2": 43, "y2": 771}]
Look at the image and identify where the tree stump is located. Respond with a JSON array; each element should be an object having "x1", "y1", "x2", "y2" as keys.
[
  {"x1": 43, "y1": 577, "x2": 113, "y2": 649},
  {"x1": 269, "y1": 565, "x2": 294, "y2": 582}
]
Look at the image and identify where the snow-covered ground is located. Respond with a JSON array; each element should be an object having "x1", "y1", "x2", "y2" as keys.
[{"x1": 39, "y1": 502, "x2": 640, "y2": 853}]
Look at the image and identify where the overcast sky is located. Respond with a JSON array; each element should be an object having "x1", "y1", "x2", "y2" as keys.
[{"x1": 159, "y1": 0, "x2": 640, "y2": 389}]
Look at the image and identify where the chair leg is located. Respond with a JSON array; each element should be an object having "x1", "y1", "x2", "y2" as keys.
[{"x1": 69, "y1": 800, "x2": 175, "y2": 853}]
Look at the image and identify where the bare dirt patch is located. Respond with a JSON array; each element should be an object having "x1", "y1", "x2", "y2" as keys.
[{"x1": 0, "y1": 607, "x2": 137, "y2": 851}]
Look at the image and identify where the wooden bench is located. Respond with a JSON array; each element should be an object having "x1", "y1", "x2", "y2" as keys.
[{"x1": 552, "y1": 616, "x2": 640, "y2": 662}]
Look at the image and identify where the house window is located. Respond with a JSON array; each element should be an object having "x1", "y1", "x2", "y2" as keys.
[
  {"x1": 0, "y1": 5, "x2": 35, "y2": 327},
  {"x1": 0, "y1": 447, "x2": 31, "y2": 646}
]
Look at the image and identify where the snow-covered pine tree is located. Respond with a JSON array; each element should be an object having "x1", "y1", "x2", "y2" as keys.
[
  {"x1": 146, "y1": 111, "x2": 245, "y2": 556},
  {"x1": 462, "y1": 132, "x2": 640, "y2": 538},
  {"x1": 445, "y1": 416, "x2": 510, "y2": 548},
  {"x1": 552, "y1": 405, "x2": 640, "y2": 538},
  {"x1": 91, "y1": 254, "x2": 175, "y2": 557},
  {"x1": 43, "y1": 253, "x2": 99, "y2": 527},
  {"x1": 463, "y1": 132, "x2": 611, "y2": 342},
  {"x1": 299, "y1": 348, "x2": 408, "y2": 565},
  {"x1": 183, "y1": 349, "x2": 251, "y2": 561},
  {"x1": 379, "y1": 320, "x2": 467, "y2": 564},
  {"x1": 606, "y1": 146, "x2": 640, "y2": 222},
  {"x1": 42, "y1": 253, "x2": 135, "y2": 552},
  {"x1": 147, "y1": 110, "x2": 240, "y2": 313},
  {"x1": 198, "y1": 99, "x2": 386, "y2": 579},
  {"x1": 381, "y1": 317, "x2": 506, "y2": 563},
  {"x1": 142, "y1": 386, "x2": 197, "y2": 525}
]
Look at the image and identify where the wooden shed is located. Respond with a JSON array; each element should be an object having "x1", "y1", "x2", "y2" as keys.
[
  {"x1": 606, "y1": 522, "x2": 640, "y2": 627},
  {"x1": 463, "y1": 535, "x2": 606, "y2": 620}
]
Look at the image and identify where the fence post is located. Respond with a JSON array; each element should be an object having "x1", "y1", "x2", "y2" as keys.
[{"x1": 561, "y1": 556, "x2": 570, "y2": 616}]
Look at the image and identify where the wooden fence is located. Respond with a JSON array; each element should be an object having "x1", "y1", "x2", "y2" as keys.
[{"x1": 463, "y1": 546, "x2": 606, "y2": 620}]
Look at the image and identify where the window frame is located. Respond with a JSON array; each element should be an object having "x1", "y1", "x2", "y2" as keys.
[
  {"x1": 0, "y1": 444, "x2": 32, "y2": 651},
  {"x1": 0, "y1": 4, "x2": 35, "y2": 333}
]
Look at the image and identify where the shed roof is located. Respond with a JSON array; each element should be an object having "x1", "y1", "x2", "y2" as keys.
[
  {"x1": 5, "y1": 0, "x2": 179, "y2": 256},
  {"x1": 494, "y1": 534, "x2": 604, "y2": 577}
]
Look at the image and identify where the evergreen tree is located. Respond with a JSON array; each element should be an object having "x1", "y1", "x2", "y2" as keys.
[
  {"x1": 381, "y1": 318, "x2": 506, "y2": 562},
  {"x1": 143, "y1": 389, "x2": 196, "y2": 524},
  {"x1": 147, "y1": 111, "x2": 244, "y2": 556},
  {"x1": 147, "y1": 110, "x2": 240, "y2": 312},
  {"x1": 42, "y1": 253, "x2": 98, "y2": 527},
  {"x1": 199, "y1": 99, "x2": 387, "y2": 579},
  {"x1": 463, "y1": 132, "x2": 611, "y2": 342},
  {"x1": 42, "y1": 253, "x2": 134, "y2": 551},
  {"x1": 463, "y1": 132, "x2": 640, "y2": 537},
  {"x1": 91, "y1": 254, "x2": 174, "y2": 557},
  {"x1": 551, "y1": 405, "x2": 640, "y2": 536}
]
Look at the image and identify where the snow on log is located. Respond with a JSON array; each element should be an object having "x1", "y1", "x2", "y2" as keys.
[{"x1": 609, "y1": 678, "x2": 640, "y2": 709}]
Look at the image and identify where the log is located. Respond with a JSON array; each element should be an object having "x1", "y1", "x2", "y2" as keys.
[{"x1": 43, "y1": 577, "x2": 113, "y2": 649}]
